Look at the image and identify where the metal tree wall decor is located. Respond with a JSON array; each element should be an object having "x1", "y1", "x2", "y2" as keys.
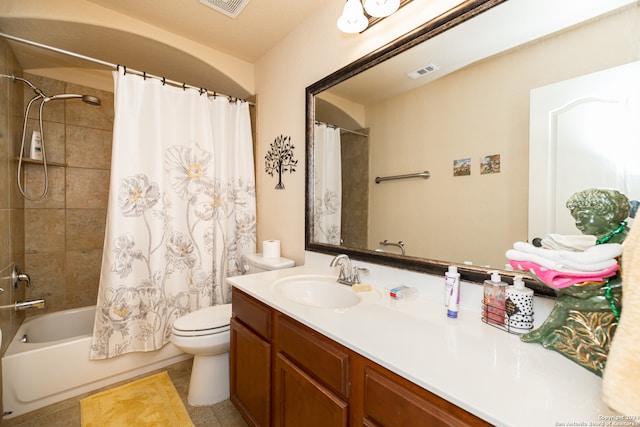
[{"x1": 265, "y1": 135, "x2": 298, "y2": 189}]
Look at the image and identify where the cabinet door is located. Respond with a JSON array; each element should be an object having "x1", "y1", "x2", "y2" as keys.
[
  {"x1": 230, "y1": 318, "x2": 271, "y2": 427},
  {"x1": 274, "y1": 353, "x2": 348, "y2": 427}
]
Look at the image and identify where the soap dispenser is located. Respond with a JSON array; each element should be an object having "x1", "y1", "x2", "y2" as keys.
[
  {"x1": 482, "y1": 270, "x2": 507, "y2": 326},
  {"x1": 504, "y1": 275, "x2": 534, "y2": 333}
]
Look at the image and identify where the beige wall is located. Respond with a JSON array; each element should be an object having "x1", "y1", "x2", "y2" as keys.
[
  {"x1": 365, "y1": 6, "x2": 640, "y2": 267},
  {"x1": 254, "y1": 0, "x2": 466, "y2": 265},
  {"x1": 367, "y1": 58, "x2": 529, "y2": 267}
]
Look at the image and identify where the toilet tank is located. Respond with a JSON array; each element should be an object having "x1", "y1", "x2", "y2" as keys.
[{"x1": 245, "y1": 253, "x2": 294, "y2": 273}]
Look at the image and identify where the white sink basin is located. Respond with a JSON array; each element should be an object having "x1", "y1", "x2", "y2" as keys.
[{"x1": 271, "y1": 274, "x2": 361, "y2": 309}]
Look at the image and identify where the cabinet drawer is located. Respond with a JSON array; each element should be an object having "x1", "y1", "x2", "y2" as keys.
[
  {"x1": 276, "y1": 314, "x2": 350, "y2": 398},
  {"x1": 362, "y1": 367, "x2": 490, "y2": 427},
  {"x1": 232, "y1": 288, "x2": 272, "y2": 341}
]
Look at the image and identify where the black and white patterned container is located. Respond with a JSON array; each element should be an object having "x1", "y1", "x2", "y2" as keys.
[{"x1": 504, "y1": 275, "x2": 534, "y2": 333}]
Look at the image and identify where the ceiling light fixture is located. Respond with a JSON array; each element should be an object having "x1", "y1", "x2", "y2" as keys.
[
  {"x1": 337, "y1": 0, "x2": 409, "y2": 34},
  {"x1": 363, "y1": 0, "x2": 400, "y2": 18},
  {"x1": 337, "y1": 0, "x2": 369, "y2": 34}
]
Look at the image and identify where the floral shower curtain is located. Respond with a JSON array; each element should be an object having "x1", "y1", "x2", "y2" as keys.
[
  {"x1": 313, "y1": 123, "x2": 342, "y2": 244},
  {"x1": 90, "y1": 70, "x2": 256, "y2": 359}
]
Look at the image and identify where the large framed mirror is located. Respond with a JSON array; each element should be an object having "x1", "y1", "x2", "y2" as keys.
[{"x1": 306, "y1": 0, "x2": 639, "y2": 295}]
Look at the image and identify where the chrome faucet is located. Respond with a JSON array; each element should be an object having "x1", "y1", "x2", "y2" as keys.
[
  {"x1": 14, "y1": 299, "x2": 45, "y2": 311},
  {"x1": 11, "y1": 265, "x2": 31, "y2": 290},
  {"x1": 330, "y1": 254, "x2": 368, "y2": 285}
]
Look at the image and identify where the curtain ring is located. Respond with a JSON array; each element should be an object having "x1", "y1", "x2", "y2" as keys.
[
  {"x1": 123, "y1": 66, "x2": 127, "y2": 75},
  {"x1": 162, "y1": 77, "x2": 166, "y2": 85},
  {"x1": 143, "y1": 71, "x2": 146, "y2": 80},
  {"x1": 213, "y1": 91, "x2": 217, "y2": 99},
  {"x1": 182, "y1": 83, "x2": 186, "y2": 91}
]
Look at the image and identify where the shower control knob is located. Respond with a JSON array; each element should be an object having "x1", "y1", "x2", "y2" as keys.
[
  {"x1": 11, "y1": 265, "x2": 31, "y2": 290},
  {"x1": 17, "y1": 273, "x2": 31, "y2": 287}
]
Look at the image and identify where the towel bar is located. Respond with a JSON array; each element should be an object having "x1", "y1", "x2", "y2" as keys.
[{"x1": 375, "y1": 170, "x2": 430, "y2": 184}]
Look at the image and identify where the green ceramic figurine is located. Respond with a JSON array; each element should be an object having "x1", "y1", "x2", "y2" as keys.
[
  {"x1": 521, "y1": 188, "x2": 630, "y2": 376},
  {"x1": 566, "y1": 188, "x2": 630, "y2": 245}
]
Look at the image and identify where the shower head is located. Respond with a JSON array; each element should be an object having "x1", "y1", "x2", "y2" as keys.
[
  {"x1": 44, "y1": 93, "x2": 101, "y2": 106},
  {"x1": 0, "y1": 75, "x2": 102, "y2": 106},
  {"x1": 81, "y1": 95, "x2": 102, "y2": 106}
]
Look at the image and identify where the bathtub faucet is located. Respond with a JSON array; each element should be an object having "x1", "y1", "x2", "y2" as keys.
[{"x1": 15, "y1": 299, "x2": 45, "y2": 311}]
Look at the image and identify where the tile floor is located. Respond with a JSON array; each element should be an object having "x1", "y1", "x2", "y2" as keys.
[{"x1": 1, "y1": 358, "x2": 249, "y2": 427}]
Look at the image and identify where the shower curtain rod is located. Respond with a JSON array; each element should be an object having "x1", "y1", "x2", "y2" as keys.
[
  {"x1": 315, "y1": 121, "x2": 368, "y2": 138},
  {"x1": 0, "y1": 31, "x2": 254, "y2": 105}
]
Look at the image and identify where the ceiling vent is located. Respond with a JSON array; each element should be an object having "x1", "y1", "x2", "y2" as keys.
[
  {"x1": 199, "y1": 0, "x2": 250, "y2": 19},
  {"x1": 407, "y1": 64, "x2": 439, "y2": 79}
]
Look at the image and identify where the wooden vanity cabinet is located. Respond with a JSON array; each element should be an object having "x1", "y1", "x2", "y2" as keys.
[{"x1": 231, "y1": 288, "x2": 491, "y2": 427}]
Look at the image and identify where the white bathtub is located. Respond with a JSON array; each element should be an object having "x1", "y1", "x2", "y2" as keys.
[{"x1": 2, "y1": 306, "x2": 191, "y2": 419}]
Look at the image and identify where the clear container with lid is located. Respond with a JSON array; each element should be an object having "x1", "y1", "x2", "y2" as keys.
[{"x1": 482, "y1": 270, "x2": 507, "y2": 325}]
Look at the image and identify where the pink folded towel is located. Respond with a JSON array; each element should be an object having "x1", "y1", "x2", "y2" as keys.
[{"x1": 508, "y1": 260, "x2": 619, "y2": 289}]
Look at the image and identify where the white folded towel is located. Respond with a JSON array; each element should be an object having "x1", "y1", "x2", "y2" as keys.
[
  {"x1": 505, "y1": 247, "x2": 619, "y2": 273},
  {"x1": 514, "y1": 242, "x2": 622, "y2": 266},
  {"x1": 541, "y1": 234, "x2": 597, "y2": 251}
]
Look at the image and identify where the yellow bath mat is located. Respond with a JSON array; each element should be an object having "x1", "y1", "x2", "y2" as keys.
[{"x1": 80, "y1": 371, "x2": 193, "y2": 427}]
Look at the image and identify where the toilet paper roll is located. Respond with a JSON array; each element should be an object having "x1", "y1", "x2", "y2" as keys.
[{"x1": 263, "y1": 240, "x2": 281, "y2": 258}]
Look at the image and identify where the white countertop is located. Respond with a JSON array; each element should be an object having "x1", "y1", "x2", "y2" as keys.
[{"x1": 227, "y1": 253, "x2": 619, "y2": 427}]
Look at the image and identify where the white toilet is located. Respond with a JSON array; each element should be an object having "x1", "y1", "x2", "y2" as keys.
[{"x1": 170, "y1": 253, "x2": 294, "y2": 406}]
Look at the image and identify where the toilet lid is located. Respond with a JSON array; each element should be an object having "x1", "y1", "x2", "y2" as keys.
[
  {"x1": 246, "y1": 253, "x2": 295, "y2": 270},
  {"x1": 172, "y1": 304, "x2": 232, "y2": 337}
]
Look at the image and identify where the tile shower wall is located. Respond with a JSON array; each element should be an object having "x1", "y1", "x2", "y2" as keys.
[
  {"x1": 0, "y1": 38, "x2": 26, "y2": 417},
  {"x1": 22, "y1": 74, "x2": 114, "y2": 315},
  {"x1": 0, "y1": 39, "x2": 26, "y2": 358},
  {"x1": 340, "y1": 129, "x2": 369, "y2": 248}
]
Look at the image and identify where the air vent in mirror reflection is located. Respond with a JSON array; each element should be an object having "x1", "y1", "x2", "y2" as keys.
[{"x1": 407, "y1": 63, "x2": 439, "y2": 79}]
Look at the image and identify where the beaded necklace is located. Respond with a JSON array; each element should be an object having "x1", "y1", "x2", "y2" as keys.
[{"x1": 595, "y1": 221, "x2": 627, "y2": 245}]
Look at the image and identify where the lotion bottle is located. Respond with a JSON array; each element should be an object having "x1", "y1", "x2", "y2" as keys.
[
  {"x1": 504, "y1": 275, "x2": 534, "y2": 333},
  {"x1": 445, "y1": 266, "x2": 460, "y2": 318},
  {"x1": 482, "y1": 270, "x2": 507, "y2": 325},
  {"x1": 29, "y1": 130, "x2": 42, "y2": 161}
]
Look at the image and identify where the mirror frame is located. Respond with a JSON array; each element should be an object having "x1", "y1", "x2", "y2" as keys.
[{"x1": 305, "y1": 0, "x2": 554, "y2": 297}]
